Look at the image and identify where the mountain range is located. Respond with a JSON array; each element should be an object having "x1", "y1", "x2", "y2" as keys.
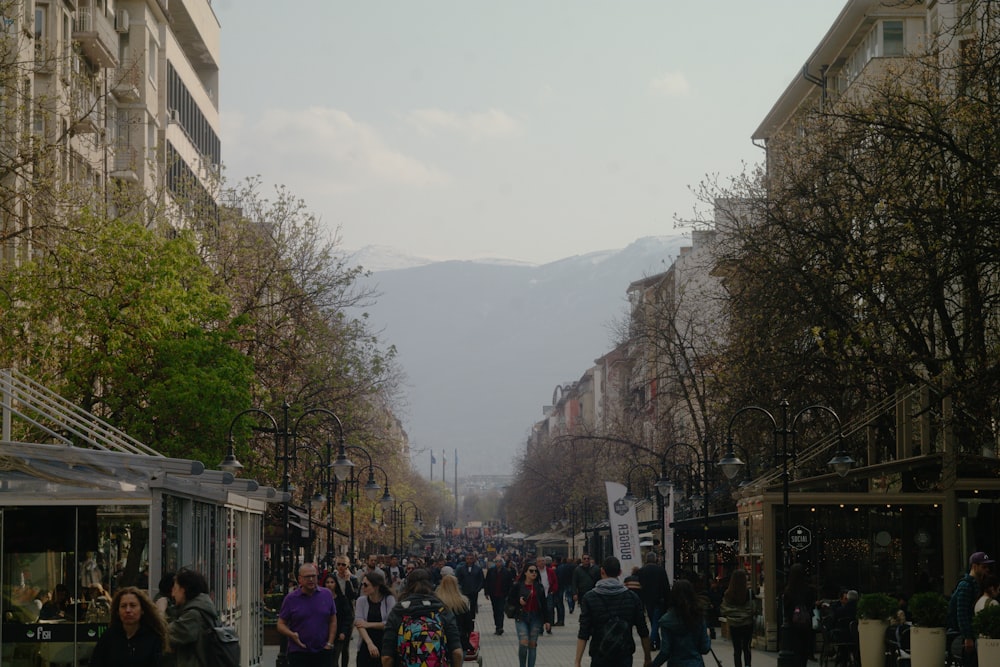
[{"x1": 356, "y1": 235, "x2": 690, "y2": 477}]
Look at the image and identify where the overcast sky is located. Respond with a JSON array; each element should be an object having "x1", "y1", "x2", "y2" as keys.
[{"x1": 212, "y1": 2, "x2": 844, "y2": 266}]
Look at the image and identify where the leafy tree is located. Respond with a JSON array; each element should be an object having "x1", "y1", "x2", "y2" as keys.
[
  {"x1": 0, "y1": 211, "x2": 252, "y2": 461},
  {"x1": 704, "y1": 2, "x2": 1000, "y2": 459}
]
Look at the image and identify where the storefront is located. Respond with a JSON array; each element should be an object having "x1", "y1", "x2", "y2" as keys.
[
  {"x1": 734, "y1": 453, "x2": 1000, "y2": 651},
  {"x1": 0, "y1": 370, "x2": 278, "y2": 666}
]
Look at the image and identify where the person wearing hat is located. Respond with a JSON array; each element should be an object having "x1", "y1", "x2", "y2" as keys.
[{"x1": 948, "y1": 550, "x2": 994, "y2": 666}]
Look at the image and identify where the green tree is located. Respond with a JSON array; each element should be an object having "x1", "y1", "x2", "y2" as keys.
[{"x1": 0, "y1": 211, "x2": 252, "y2": 462}]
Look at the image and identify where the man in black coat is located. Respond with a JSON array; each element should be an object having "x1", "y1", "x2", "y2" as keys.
[
  {"x1": 635, "y1": 551, "x2": 671, "y2": 649},
  {"x1": 455, "y1": 552, "x2": 485, "y2": 619},
  {"x1": 574, "y1": 557, "x2": 652, "y2": 667},
  {"x1": 484, "y1": 555, "x2": 514, "y2": 635}
]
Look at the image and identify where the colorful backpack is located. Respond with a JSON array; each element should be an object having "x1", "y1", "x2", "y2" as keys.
[{"x1": 396, "y1": 599, "x2": 449, "y2": 667}]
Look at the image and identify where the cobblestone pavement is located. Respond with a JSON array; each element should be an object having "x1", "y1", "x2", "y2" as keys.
[{"x1": 262, "y1": 599, "x2": 781, "y2": 667}]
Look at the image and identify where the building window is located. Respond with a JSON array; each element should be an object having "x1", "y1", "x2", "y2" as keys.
[
  {"x1": 148, "y1": 35, "x2": 157, "y2": 85},
  {"x1": 883, "y1": 21, "x2": 904, "y2": 57}
]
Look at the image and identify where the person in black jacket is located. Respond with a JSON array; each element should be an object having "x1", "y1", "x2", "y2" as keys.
[
  {"x1": 325, "y1": 570, "x2": 355, "y2": 667},
  {"x1": 90, "y1": 586, "x2": 167, "y2": 667},
  {"x1": 782, "y1": 563, "x2": 817, "y2": 667},
  {"x1": 508, "y1": 560, "x2": 550, "y2": 667},
  {"x1": 635, "y1": 552, "x2": 671, "y2": 650},
  {"x1": 485, "y1": 555, "x2": 514, "y2": 635},
  {"x1": 574, "y1": 556, "x2": 652, "y2": 667}
]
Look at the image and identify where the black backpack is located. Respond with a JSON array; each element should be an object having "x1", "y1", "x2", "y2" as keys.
[
  {"x1": 198, "y1": 609, "x2": 241, "y2": 667},
  {"x1": 594, "y1": 594, "x2": 634, "y2": 659}
]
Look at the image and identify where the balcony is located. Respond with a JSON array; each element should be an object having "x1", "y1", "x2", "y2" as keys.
[
  {"x1": 112, "y1": 61, "x2": 141, "y2": 102},
  {"x1": 111, "y1": 145, "x2": 141, "y2": 183},
  {"x1": 73, "y1": 8, "x2": 118, "y2": 69}
]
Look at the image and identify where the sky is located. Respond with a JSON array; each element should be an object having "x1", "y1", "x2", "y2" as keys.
[{"x1": 211, "y1": 1, "x2": 845, "y2": 266}]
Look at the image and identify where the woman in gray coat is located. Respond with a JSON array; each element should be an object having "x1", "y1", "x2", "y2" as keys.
[{"x1": 167, "y1": 569, "x2": 218, "y2": 667}]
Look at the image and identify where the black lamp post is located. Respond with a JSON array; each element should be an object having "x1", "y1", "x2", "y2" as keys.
[
  {"x1": 564, "y1": 500, "x2": 595, "y2": 559},
  {"x1": 296, "y1": 440, "x2": 339, "y2": 567},
  {"x1": 717, "y1": 399, "x2": 854, "y2": 667},
  {"x1": 339, "y1": 454, "x2": 393, "y2": 560},
  {"x1": 222, "y1": 404, "x2": 353, "y2": 667},
  {"x1": 394, "y1": 500, "x2": 422, "y2": 556},
  {"x1": 221, "y1": 404, "x2": 353, "y2": 589},
  {"x1": 656, "y1": 441, "x2": 712, "y2": 581}
]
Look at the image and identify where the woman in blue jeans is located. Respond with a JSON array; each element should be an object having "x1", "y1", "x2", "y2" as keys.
[{"x1": 508, "y1": 561, "x2": 550, "y2": 667}]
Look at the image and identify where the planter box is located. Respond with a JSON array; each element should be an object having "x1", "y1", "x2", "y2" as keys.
[
  {"x1": 858, "y1": 619, "x2": 888, "y2": 667},
  {"x1": 979, "y1": 637, "x2": 1000, "y2": 666},
  {"x1": 909, "y1": 626, "x2": 945, "y2": 667}
]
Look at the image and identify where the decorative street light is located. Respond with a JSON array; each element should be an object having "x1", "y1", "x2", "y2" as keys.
[
  {"x1": 221, "y1": 404, "x2": 350, "y2": 667},
  {"x1": 393, "y1": 500, "x2": 422, "y2": 555},
  {"x1": 717, "y1": 399, "x2": 854, "y2": 667},
  {"x1": 564, "y1": 500, "x2": 596, "y2": 558},
  {"x1": 336, "y1": 445, "x2": 393, "y2": 559},
  {"x1": 221, "y1": 404, "x2": 350, "y2": 590}
]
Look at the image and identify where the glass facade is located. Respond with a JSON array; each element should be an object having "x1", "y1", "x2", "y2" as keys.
[{"x1": 0, "y1": 505, "x2": 148, "y2": 666}]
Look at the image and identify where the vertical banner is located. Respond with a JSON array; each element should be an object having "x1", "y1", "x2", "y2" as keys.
[
  {"x1": 605, "y1": 481, "x2": 641, "y2": 578},
  {"x1": 663, "y1": 483, "x2": 675, "y2": 582}
]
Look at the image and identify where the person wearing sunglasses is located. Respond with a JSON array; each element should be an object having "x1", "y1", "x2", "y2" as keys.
[
  {"x1": 354, "y1": 570, "x2": 396, "y2": 667},
  {"x1": 507, "y1": 560, "x2": 550, "y2": 667}
]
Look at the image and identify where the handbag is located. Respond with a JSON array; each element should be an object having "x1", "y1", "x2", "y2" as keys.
[{"x1": 504, "y1": 597, "x2": 519, "y2": 619}]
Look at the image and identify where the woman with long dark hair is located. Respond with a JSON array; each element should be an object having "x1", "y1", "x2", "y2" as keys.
[
  {"x1": 507, "y1": 560, "x2": 550, "y2": 667},
  {"x1": 90, "y1": 586, "x2": 168, "y2": 667},
  {"x1": 168, "y1": 568, "x2": 219, "y2": 667},
  {"x1": 652, "y1": 578, "x2": 710, "y2": 667},
  {"x1": 782, "y1": 564, "x2": 816, "y2": 667},
  {"x1": 353, "y1": 569, "x2": 395, "y2": 667},
  {"x1": 721, "y1": 570, "x2": 755, "y2": 667},
  {"x1": 324, "y1": 570, "x2": 355, "y2": 667}
]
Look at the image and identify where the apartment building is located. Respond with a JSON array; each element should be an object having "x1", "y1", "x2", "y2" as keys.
[{"x1": 1, "y1": 0, "x2": 220, "y2": 262}]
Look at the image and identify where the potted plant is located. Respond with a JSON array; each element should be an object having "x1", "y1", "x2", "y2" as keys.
[
  {"x1": 856, "y1": 593, "x2": 898, "y2": 667},
  {"x1": 908, "y1": 591, "x2": 947, "y2": 667},
  {"x1": 974, "y1": 605, "x2": 1000, "y2": 664}
]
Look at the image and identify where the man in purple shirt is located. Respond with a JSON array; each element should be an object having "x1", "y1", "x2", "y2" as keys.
[{"x1": 278, "y1": 562, "x2": 338, "y2": 667}]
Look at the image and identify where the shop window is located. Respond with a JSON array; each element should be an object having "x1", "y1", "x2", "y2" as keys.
[{"x1": 0, "y1": 505, "x2": 149, "y2": 666}]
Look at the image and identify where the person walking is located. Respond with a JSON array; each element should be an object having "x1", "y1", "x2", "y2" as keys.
[
  {"x1": 485, "y1": 555, "x2": 514, "y2": 635},
  {"x1": 651, "y1": 578, "x2": 711, "y2": 667},
  {"x1": 167, "y1": 568, "x2": 219, "y2": 667},
  {"x1": 90, "y1": 586, "x2": 167, "y2": 667},
  {"x1": 720, "y1": 569, "x2": 754, "y2": 667},
  {"x1": 278, "y1": 563, "x2": 337, "y2": 667},
  {"x1": 455, "y1": 552, "x2": 484, "y2": 620},
  {"x1": 574, "y1": 556, "x2": 652, "y2": 667},
  {"x1": 557, "y1": 555, "x2": 577, "y2": 616},
  {"x1": 354, "y1": 569, "x2": 396, "y2": 667},
  {"x1": 331, "y1": 557, "x2": 361, "y2": 667},
  {"x1": 325, "y1": 571, "x2": 355, "y2": 667},
  {"x1": 380, "y1": 568, "x2": 463, "y2": 667},
  {"x1": 437, "y1": 573, "x2": 475, "y2": 653},
  {"x1": 948, "y1": 551, "x2": 994, "y2": 667},
  {"x1": 781, "y1": 564, "x2": 816, "y2": 667},
  {"x1": 636, "y1": 552, "x2": 671, "y2": 650},
  {"x1": 572, "y1": 553, "x2": 600, "y2": 607},
  {"x1": 508, "y1": 560, "x2": 551, "y2": 667}
]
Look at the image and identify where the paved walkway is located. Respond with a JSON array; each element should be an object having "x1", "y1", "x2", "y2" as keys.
[{"x1": 262, "y1": 604, "x2": 780, "y2": 667}]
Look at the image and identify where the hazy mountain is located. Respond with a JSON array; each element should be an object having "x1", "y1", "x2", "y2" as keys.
[{"x1": 359, "y1": 235, "x2": 690, "y2": 477}]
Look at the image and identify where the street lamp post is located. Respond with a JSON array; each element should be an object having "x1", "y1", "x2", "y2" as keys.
[
  {"x1": 717, "y1": 399, "x2": 854, "y2": 667},
  {"x1": 394, "y1": 500, "x2": 422, "y2": 556},
  {"x1": 333, "y1": 445, "x2": 392, "y2": 560},
  {"x1": 656, "y1": 442, "x2": 711, "y2": 581},
  {"x1": 222, "y1": 404, "x2": 353, "y2": 667}
]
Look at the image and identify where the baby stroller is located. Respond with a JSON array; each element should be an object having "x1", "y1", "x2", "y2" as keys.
[
  {"x1": 456, "y1": 608, "x2": 482, "y2": 667},
  {"x1": 463, "y1": 629, "x2": 482, "y2": 666}
]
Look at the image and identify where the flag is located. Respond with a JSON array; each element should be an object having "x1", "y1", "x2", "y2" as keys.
[
  {"x1": 605, "y1": 481, "x2": 641, "y2": 578},
  {"x1": 431, "y1": 451, "x2": 437, "y2": 465}
]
